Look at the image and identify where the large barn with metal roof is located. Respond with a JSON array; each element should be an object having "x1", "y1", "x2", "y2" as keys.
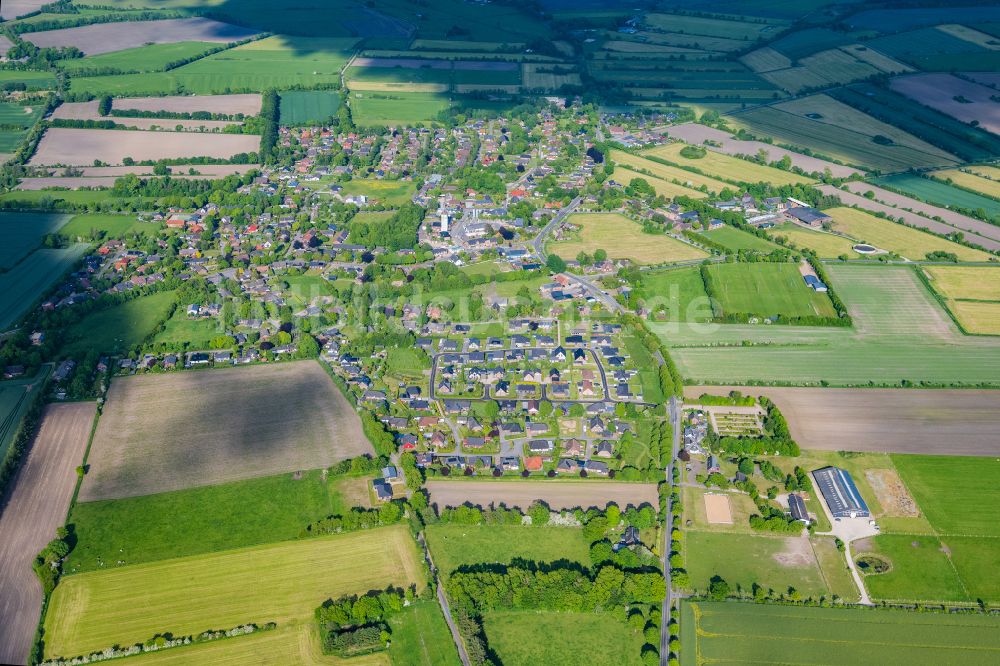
[{"x1": 813, "y1": 467, "x2": 870, "y2": 518}]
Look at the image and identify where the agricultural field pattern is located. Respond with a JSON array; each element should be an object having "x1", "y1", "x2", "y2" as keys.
[{"x1": 0, "y1": 2, "x2": 999, "y2": 666}]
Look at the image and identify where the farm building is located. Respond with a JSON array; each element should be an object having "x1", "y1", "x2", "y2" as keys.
[
  {"x1": 803, "y1": 274, "x2": 828, "y2": 292},
  {"x1": 788, "y1": 493, "x2": 810, "y2": 524},
  {"x1": 813, "y1": 467, "x2": 870, "y2": 518},
  {"x1": 786, "y1": 207, "x2": 831, "y2": 227}
]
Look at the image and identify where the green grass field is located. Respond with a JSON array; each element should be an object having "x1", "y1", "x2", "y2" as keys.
[
  {"x1": 660, "y1": 264, "x2": 1000, "y2": 386},
  {"x1": 0, "y1": 211, "x2": 71, "y2": 269},
  {"x1": 876, "y1": 174, "x2": 1000, "y2": 218},
  {"x1": 824, "y1": 207, "x2": 991, "y2": 262},
  {"x1": 348, "y1": 91, "x2": 451, "y2": 126},
  {"x1": 61, "y1": 290, "x2": 177, "y2": 356},
  {"x1": 425, "y1": 524, "x2": 591, "y2": 576},
  {"x1": 695, "y1": 226, "x2": 781, "y2": 253},
  {"x1": 680, "y1": 601, "x2": 1000, "y2": 666},
  {"x1": 339, "y1": 179, "x2": 416, "y2": 206},
  {"x1": 0, "y1": 366, "x2": 51, "y2": 467},
  {"x1": 766, "y1": 222, "x2": 857, "y2": 258},
  {"x1": 0, "y1": 245, "x2": 88, "y2": 330},
  {"x1": 856, "y1": 534, "x2": 970, "y2": 603},
  {"x1": 385, "y1": 347, "x2": 430, "y2": 380},
  {"x1": 642, "y1": 143, "x2": 813, "y2": 187},
  {"x1": 0, "y1": 101, "x2": 43, "y2": 152},
  {"x1": 0, "y1": 69, "x2": 56, "y2": 90},
  {"x1": 57, "y1": 213, "x2": 148, "y2": 242},
  {"x1": 387, "y1": 601, "x2": 462, "y2": 666},
  {"x1": 551, "y1": 213, "x2": 708, "y2": 265},
  {"x1": 704, "y1": 262, "x2": 837, "y2": 320},
  {"x1": 152, "y1": 308, "x2": 225, "y2": 349},
  {"x1": 44, "y1": 525, "x2": 425, "y2": 659},
  {"x1": 58, "y1": 41, "x2": 221, "y2": 75},
  {"x1": 484, "y1": 611, "x2": 645, "y2": 666},
  {"x1": 278, "y1": 90, "x2": 343, "y2": 125},
  {"x1": 635, "y1": 267, "x2": 713, "y2": 322},
  {"x1": 64, "y1": 470, "x2": 346, "y2": 574}
]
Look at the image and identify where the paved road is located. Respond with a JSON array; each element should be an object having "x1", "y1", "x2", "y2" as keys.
[
  {"x1": 531, "y1": 196, "x2": 582, "y2": 258},
  {"x1": 564, "y1": 272, "x2": 624, "y2": 314},
  {"x1": 658, "y1": 357, "x2": 682, "y2": 666}
]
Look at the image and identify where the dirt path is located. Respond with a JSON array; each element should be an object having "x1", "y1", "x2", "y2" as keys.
[
  {"x1": 426, "y1": 479, "x2": 658, "y2": 510},
  {"x1": 0, "y1": 402, "x2": 96, "y2": 666}
]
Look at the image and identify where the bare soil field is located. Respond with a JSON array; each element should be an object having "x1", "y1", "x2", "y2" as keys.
[
  {"x1": 686, "y1": 385, "x2": 1000, "y2": 456},
  {"x1": 704, "y1": 493, "x2": 733, "y2": 524},
  {"x1": 352, "y1": 57, "x2": 517, "y2": 71},
  {"x1": 890, "y1": 73, "x2": 1000, "y2": 135},
  {"x1": 113, "y1": 94, "x2": 262, "y2": 116},
  {"x1": 0, "y1": 35, "x2": 13, "y2": 57},
  {"x1": 0, "y1": 0, "x2": 47, "y2": 20},
  {"x1": 426, "y1": 480, "x2": 658, "y2": 510},
  {"x1": 818, "y1": 184, "x2": 1000, "y2": 252},
  {"x1": 865, "y1": 469, "x2": 919, "y2": 517},
  {"x1": 0, "y1": 402, "x2": 96, "y2": 666},
  {"x1": 79, "y1": 361, "x2": 369, "y2": 502},
  {"x1": 52, "y1": 102, "x2": 238, "y2": 131},
  {"x1": 29, "y1": 128, "x2": 260, "y2": 166},
  {"x1": 665, "y1": 123, "x2": 861, "y2": 178},
  {"x1": 23, "y1": 18, "x2": 260, "y2": 56}
]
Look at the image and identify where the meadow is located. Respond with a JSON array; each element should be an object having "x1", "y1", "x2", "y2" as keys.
[
  {"x1": 0, "y1": 69, "x2": 57, "y2": 90},
  {"x1": 57, "y1": 41, "x2": 221, "y2": 75},
  {"x1": 765, "y1": 222, "x2": 857, "y2": 258},
  {"x1": 680, "y1": 601, "x2": 1000, "y2": 666},
  {"x1": 348, "y1": 91, "x2": 451, "y2": 126},
  {"x1": 0, "y1": 245, "x2": 88, "y2": 330},
  {"x1": 387, "y1": 601, "x2": 461, "y2": 666},
  {"x1": 80, "y1": 361, "x2": 369, "y2": 501},
  {"x1": 0, "y1": 101, "x2": 43, "y2": 152},
  {"x1": 694, "y1": 225, "x2": 781, "y2": 253},
  {"x1": 635, "y1": 266, "x2": 712, "y2": 322},
  {"x1": 932, "y1": 169, "x2": 1000, "y2": 200},
  {"x1": 642, "y1": 143, "x2": 811, "y2": 186},
  {"x1": 151, "y1": 308, "x2": 225, "y2": 348},
  {"x1": 65, "y1": 470, "x2": 348, "y2": 574},
  {"x1": 484, "y1": 611, "x2": 645, "y2": 666},
  {"x1": 703, "y1": 262, "x2": 837, "y2": 320},
  {"x1": 278, "y1": 90, "x2": 342, "y2": 126},
  {"x1": 425, "y1": 524, "x2": 592, "y2": 576},
  {"x1": 57, "y1": 213, "x2": 147, "y2": 241},
  {"x1": 61, "y1": 290, "x2": 177, "y2": 357},
  {"x1": 611, "y1": 149, "x2": 731, "y2": 192},
  {"x1": 0, "y1": 211, "x2": 70, "y2": 269},
  {"x1": 550, "y1": 213, "x2": 708, "y2": 265},
  {"x1": 340, "y1": 179, "x2": 416, "y2": 206},
  {"x1": 43, "y1": 525, "x2": 425, "y2": 659},
  {"x1": 612, "y1": 166, "x2": 707, "y2": 200},
  {"x1": 660, "y1": 264, "x2": 1000, "y2": 386},
  {"x1": 876, "y1": 174, "x2": 1000, "y2": 218},
  {"x1": 924, "y1": 265, "x2": 1000, "y2": 335},
  {"x1": 824, "y1": 206, "x2": 991, "y2": 262}
]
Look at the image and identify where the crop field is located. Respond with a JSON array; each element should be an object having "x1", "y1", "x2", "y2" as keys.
[
  {"x1": 891, "y1": 73, "x2": 1000, "y2": 136},
  {"x1": 765, "y1": 223, "x2": 857, "y2": 258},
  {"x1": 612, "y1": 167, "x2": 707, "y2": 199},
  {"x1": 0, "y1": 211, "x2": 71, "y2": 269},
  {"x1": 704, "y1": 262, "x2": 837, "y2": 319},
  {"x1": 0, "y1": 101, "x2": 43, "y2": 152},
  {"x1": 611, "y1": 150, "x2": 731, "y2": 192},
  {"x1": 663, "y1": 123, "x2": 861, "y2": 178},
  {"x1": 51, "y1": 101, "x2": 238, "y2": 131},
  {"x1": 761, "y1": 48, "x2": 888, "y2": 94},
  {"x1": 24, "y1": 18, "x2": 260, "y2": 56},
  {"x1": 80, "y1": 361, "x2": 370, "y2": 501},
  {"x1": 68, "y1": 36, "x2": 356, "y2": 96},
  {"x1": 823, "y1": 207, "x2": 992, "y2": 262},
  {"x1": 924, "y1": 266, "x2": 1000, "y2": 335},
  {"x1": 278, "y1": 90, "x2": 341, "y2": 125},
  {"x1": 680, "y1": 601, "x2": 1000, "y2": 666},
  {"x1": 0, "y1": 402, "x2": 96, "y2": 666},
  {"x1": 0, "y1": 366, "x2": 49, "y2": 466},
  {"x1": 659, "y1": 264, "x2": 1000, "y2": 386},
  {"x1": 43, "y1": 525, "x2": 425, "y2": 660},
  {"x1": 931, "y1": 169, "x2": 1000, "y2": 200},
  {"x1": 0, "y1": 245, "x2": 88, "y2": 330},
  {"x1": 0, "y1": 68, "x2": 56, "y2": 90},
  {"x1": 825, "y1": 184, "x2": 1000, "y2": 252},
  {"x1": 112, "y1": 93, "x2": 262, "y2": 116},
  {"x1": 642, "y1": 143, "x2": 812, "y2": 186},
  {"x1": 425, "y1": 524, "x2": 591, "y2": 576},
  {"x1": 29, "y1": 128, "x2": 260, "y2": 166},
  {"x1": 65, "y1": 469, "x2": 352, "y2": 574},
  {"x1": 349, "y1": 91, "x2": 451, "y2": 126},
  {"x1": 696, "y1": 226, "x2": 780, "y2": 253},
  {"x1": 425, "y1": 480, "x2": 658, "y2": 510},
  {"x1": 58, "y1": 41, "x2": 221, "y2": 75},
  {"x1": 485, "y1": 611, "x2": 645, "y2": 666},
  {"x1": 551, "y1": 213, "x2": 708, "y2": 265},
  {"x1": 876, "y1": 174, "x2": 1000, "y2": 219}
]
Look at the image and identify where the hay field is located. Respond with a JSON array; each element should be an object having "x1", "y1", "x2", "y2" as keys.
[
  {"x1": 0, "y1": 402, "x2": 95, "y2": 666},
  {"x1": 80, "y1": 361, "x2": 369, "y2": 501},
  {"x1": 611, "y1": 167, "x2": 706, "y2": 199},
  {"x1": 687, "y1": 385, "x2": 1000, "y2": 456},
  {"x1": 24, "y1": 18, "x2": 260, "y2": 56},
  {"x1": 824, "y1": 206, "x2": 992, "y2": 261},
  {"x1": 29, "y1": 128, "x2": 259, "y2": 166},
  {"x1": 765, "y1": 223, "x2": 857, "y2": 258},
  {"x1": 642, "y1": 142, "x2": 812, "y2": 186},
  {"x1": 680, "y1": 601, "x2": 1000, "y2": 666},
  {"x1": 550, "y1": 213, "x2": 708, "y2": 265},
  {"x1": 924, "y1": 266, "x2": 1000, "y2": 334},
  {"x1": 931, "y1": 169, "x2": 1000, "y2": 199},
  {"x1": 611, "y1": 149, "x2": 731, "y2": 192},
  {"x1": 425, "y1": 480, "x2": 658, "y2": 510},
  {"x1": 704, "y1": 262, "x2": 837, "y2": 319},
  {"x1": 43, "y1": 525, "x2": 424, "y2": 660}
]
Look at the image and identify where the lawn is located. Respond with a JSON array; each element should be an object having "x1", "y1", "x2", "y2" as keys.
[
  {"x1": 642, "y1": 143, "x2": 813, "y2": 186},
  {"x1": 387, "y1": 601, "x2": 461, "y2": 666},
  {"x1": 0, "y1": 245, "x2": 88, "y2": 330},
  {"x1": 425, "y1": 524, "x2": 591, "y2": 576},
  {"x1": 550, "y1": 213, "x2": 708, "y2": 265},
  {"x1": 61, "y1": 290, "x2": 177, "y2": 357},
  {"x1": 824, "y1": 206, "x2": 991, "y2": 261},
  {"x1": 635, "y1": 266, "x2": 712, "y2": 322},
  {"x1": 278, "y1": 90, "x2": 342, "y2": 126},
  {"x1": 680, "y1": 601, "x2": 1000, "y2": 666},
  {"x1": 44, "y1": 525, "x2": 426, "y2": 660},
  {"x1": 484, "y1": 611, "x2": 645, "y2": 666},
  {"x1": 766, "y1": 222, "x2": 857, "y2": 258},
  {"x1": 695, "y1": 225, "x2": 781, "y2": 253},
  {"x1": 924, "y1": 266, "x2": 1000, "y2": 335},
  {"x1": 683, "y1": 531, "x2": 830, "y2": 598},
  {"x1": 0, "y1": 211, "x2": 71, "y2": 269},
  {"x1": 151, "y1": 308, "x2": 224, "y2": 348},
  {"x1": 660, "y1": 264, "x2": 1000, "y2": 386},
  {"x1": 703, "y1": 262, "x2": 838, "y2": 320},
  {"x1": 64, "y1": 470, "x2": 345, "y2": 574},
  {"x1": 58, "y1": 213, "x2": 147, "y2": 241}
]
